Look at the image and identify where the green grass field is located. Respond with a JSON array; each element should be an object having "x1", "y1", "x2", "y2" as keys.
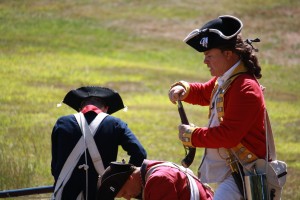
[{"x1": 0, "y1": 0, "x2": 299, "y2": 199}]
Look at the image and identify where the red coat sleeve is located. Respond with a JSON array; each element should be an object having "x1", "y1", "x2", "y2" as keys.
[
  {"x1": 183, "y1": 77, "x2": 217, "y2": 106},
  {"x1": 189, "y1": 75, "x2": 266, "y2": 158}
]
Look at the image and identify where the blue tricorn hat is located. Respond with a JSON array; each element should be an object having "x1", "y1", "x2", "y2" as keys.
[
  {"x1": 63, "y1": 86, "x2": 125, "y2": 114},
  {"x1": 183, "y1": 15, "x2": 243, "y2": 52},
  {"x1": 97, "y1": 162, "x2": 135, "y2": 200}
]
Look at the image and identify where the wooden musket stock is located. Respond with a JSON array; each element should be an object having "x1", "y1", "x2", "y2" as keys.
[{"x1": 177, "y1": 100, "x2": 196, "y2": 168}]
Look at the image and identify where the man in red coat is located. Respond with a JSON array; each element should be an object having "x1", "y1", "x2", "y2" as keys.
[
  {"x1": 168, "y1": 15, "x2": 266, "y2": 199},
  {"x1": 97, "y1": 160, "x2": 214, "y2": 200}
]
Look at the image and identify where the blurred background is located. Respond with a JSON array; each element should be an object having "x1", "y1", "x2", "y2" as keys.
[{"x1": 0, "y1": 0, "x2": 299, "y2": 199}]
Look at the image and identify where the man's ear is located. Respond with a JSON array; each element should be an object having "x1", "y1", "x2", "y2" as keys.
[
  {"x1": 224, "y1": 50, "x2": 233, "y2": 59},
  {"x1": 101, "y1": 106, "x2": 109, "y2": 113}
]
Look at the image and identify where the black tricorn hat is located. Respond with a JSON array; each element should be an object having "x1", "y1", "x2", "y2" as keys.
[
  {"x1": 183, "y1": 15, "x2": 243, "y2": 52},
  {"x1": 62, "y1": 86, "x2": 125, "y2": 114},
  {"x1": 97, "y1": 162, "x2": 135, "y2": 200}
]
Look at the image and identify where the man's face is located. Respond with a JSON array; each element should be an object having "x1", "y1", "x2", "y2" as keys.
[
  {"x1": 203, "y1": 48, "x2": 231, "y2": 77},
  {"x1": 116, "y1": 175, "x2": 141, "y2": 200}
]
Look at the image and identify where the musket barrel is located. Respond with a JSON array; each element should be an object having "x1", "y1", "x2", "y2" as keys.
[{"x1": 0, "y1": 185, "x2": 54, "y2": 198}]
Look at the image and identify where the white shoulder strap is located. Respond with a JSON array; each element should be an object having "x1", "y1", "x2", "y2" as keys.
[
  {"x1": 265, "y1": 109, "x2": 277, "y2": 161},
  {"x1": 145, "y1": 162, "x2": 200, "y2": 200},
  {"x1": 76, "y1": 112, "x2": 108, "y2": 175},
  {"x1": 257, "y1": 84, "x2": 276, "y2": 161},
  {"x1": 52, "y1": 132, "x2": 86, "y2": 199},
  {"x1": 52, "y1": 112, "x2": 107, "y2": 200}
]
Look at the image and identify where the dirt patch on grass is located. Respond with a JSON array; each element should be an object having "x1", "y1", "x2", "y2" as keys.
[
  {"x1": 26, "y1": 0, "x2": 300, "y2": 67},
  {"x1": 106, "y1": 4, "x2": 300, "y2": 67}
]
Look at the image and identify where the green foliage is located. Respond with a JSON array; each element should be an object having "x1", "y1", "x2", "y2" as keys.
[{"x1": 0, "y1": 0, "x2": 299, "y2": 199}]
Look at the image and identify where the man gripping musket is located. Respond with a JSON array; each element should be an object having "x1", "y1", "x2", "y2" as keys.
[{"x1": 168, "y1": 15, "x2": 266, "y2": 200}]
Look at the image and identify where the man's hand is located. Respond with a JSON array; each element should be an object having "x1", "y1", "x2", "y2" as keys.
[
  {"x1": 169, "y1": 85, "x2": 186, "y2": 104},
  {"x1": 178, "y1": 124, "x2": 196, "y2": 148}
]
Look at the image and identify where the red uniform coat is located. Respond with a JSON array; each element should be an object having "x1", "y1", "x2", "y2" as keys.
[
  {"x1": 184, "y1": 73, "x2": 266, "y2": 159},
  {"x1": 141, "y1": 160, "x2": 214, "y2": 200}
]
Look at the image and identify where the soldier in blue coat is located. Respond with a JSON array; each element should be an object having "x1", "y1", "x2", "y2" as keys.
[{"x1": 51, "y1": 86, "x2": 147, "y2": 200}]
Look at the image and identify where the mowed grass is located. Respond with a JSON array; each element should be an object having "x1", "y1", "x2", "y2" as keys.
[{"x1": 0, "y1": 0, "x2": 299, "y2": 199}]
